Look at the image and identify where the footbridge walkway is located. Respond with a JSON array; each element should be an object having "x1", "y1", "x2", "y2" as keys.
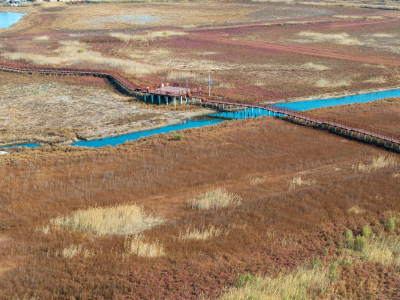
[{"x1": 1, "y1": 63, "x2": 399, "y2": 153}]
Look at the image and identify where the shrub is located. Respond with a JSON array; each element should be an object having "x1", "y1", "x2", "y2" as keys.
[
  {"x1": 345, "y1": 229, "x2": 354, "y2": 249},
  {"x1": 179, "y1": 225, "x2": 221, "y2": 240},
  {"x1": 363, "y1": 234, "x2": 400, "y2": 267},
  {"x1": 237, "y1": 273, "x2": 256, "y2": 287},
  {"x1": 329, "y1": 261, "x2": 339, "y2": 280},
  {"x1": 311, "y1": 256, "x2": 322, "y2": 269},
  {"x1": 125, "y1": 235, "x2": 165, "y2": 258},
  {"x1": 361, "y1": 225, "x2": 371, "y2": 237},
  {"x1": 52, "y1": 205, "x2": 164, "y2": 235},
  {"x1": 340, "y1": 259, "x2": 353, "y2": 267},
  {"x1": 187, "y1": 189, "x2": 242, "y2": 210},
  {"x1": 77, "y1": 49, "x2": 84, "y2": 53},
  {"x1": 387, "y1": 217, "x2": 396, "y2": 232},
  {"x1": 323, "y1": 247, "x2": 328, "y2": 256},
  {"x1": 173, "y1": 133, "x2": 184, "y2": 141},
  {"x1": 355, "y1": 235, "x2": 367, "y2": 251},
  {"x1": 222, "y1": 266, "x2": 330, "y2": 299}
]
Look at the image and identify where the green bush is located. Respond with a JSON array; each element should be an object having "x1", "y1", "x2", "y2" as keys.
[
  {"x1": 345, "y1": 229, "x2": 354, "y2": 249},
  {"x1": 361, "y1": 225, "x2": 371, "y2": 237},
  {"x1": 77, "y1": 49, "x2": 84, "y2": 53},
  {"x1": 340, "y1": 259, "x2": 353, "y2": 267},
  {"x1": 237, "y1": 273, "x2": 256, "y2": 287},
  {"x1": 323, "y1": 247, "x2": 328, "y2": 256},
  {"x1": 387, "y1": 217, "x2": 396, "y2": 232},
  {"x1": 355, "y1": 235, "x2": 367, "y2": 251},
  {"x1": 311, "y1": 256, "x2": 322, "y2": 269},
  {"x1": 329, "y1": 261, "x2": 339, "y2": 281},
  {"x1": 173, "y1": 133, "x2": 184, "y2": 141}
]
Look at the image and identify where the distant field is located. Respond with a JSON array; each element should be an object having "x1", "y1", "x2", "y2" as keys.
[{"x1": 1, "y1": 1, "x2": 399, "y2": 104}]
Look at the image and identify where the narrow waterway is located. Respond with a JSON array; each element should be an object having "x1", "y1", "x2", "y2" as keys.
[{"x1": 4, "y1": 87, "x2": 400, "y2": 149}]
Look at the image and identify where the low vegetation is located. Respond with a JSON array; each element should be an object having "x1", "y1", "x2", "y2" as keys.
[
  {"x1": 188, "y1": 189, "x2": 242, "y2": 210},
  {"x1": 363, "y1": 234, "x2": 400, "y2": 267},
  {"x1": 124, "y1": 235, "x2": 165, "y2": 258},
  {"x1": 289, "y1": 176, "x2": 316, "y2": 190},
  {"x1": 109, "y1": 31, "x2": 185, "y2": 43},
  {"x1": 297, "y1": 31, "x2": 363, "y2": 46},
  {"x1": 179, "y1": 225, "x2": 222, "y2": 241},
  {"x1": 354, "y1": 156, "x2": 397, "y2": 172},
  {"x1": 221, "y1": 265, "x2": 331, "y2": 299},
  {"x1": 173, "y1": 132, "x2": 184, "y2": 141},
  {"x1": 340, "y1": 219, "x2": 400, "y2": 267},
  {"x1": 57, "y1": 244, "x2": 93, "y2": 259},
  {"x1": 52, "y1": 204, "x2": 164, "y2": 235}
]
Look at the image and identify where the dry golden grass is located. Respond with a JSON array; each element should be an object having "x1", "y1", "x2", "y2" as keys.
[
  {"x1": 220, "y1": 266, "x2": 331, "y2": 300},
  {"x1": 371, "y1": 33, "x2": 394, "y2": 38},
  {"x1": 57, "y1": 244, "x2": 93, "y2": 259},
  {"x1": 303, "y1": 62, "x2": 330, "y2": 71},
  {"x1": 52, "y1": 205, "x2": 163, "y2": 236},
  {"x1": 179, "y1": 225, "x2": 222, "y2": 241},
  {"x1": 362, "y1": 234, "x2": 400, "y2": 267},
  {"x1": 1, "y1": 41, "x2": 163, "y2": 75},
  {"x1": 32, "y1": 35, "x2": 49, "y2": 41},
  {"x1": 297, "y1": 31, "x2": 363, "y2": 46},
  {"x1": 250, "y1": 176, "x2": 267, "y2": 185},
  {"x1": 124, "y1": 235, "x2": 165, "y2": 258},
  {"x1": 347, "y1": 206, "x2": 366, "y2": 215},
  {"x1": 109, "y1": 31, "x2": 185, "y2": 43},
  {"x1": 316, "y1": 78, "x2": 352, "y2": 88},
  {"x1": 188, "y1": 189, "x2": 242, "y2": 210},
  {"x1": 353, "y1": 156, "x2": 397, "y2": 172},
  {"x1": 289, "y1": 176, "x2": 315, "y2": 190},
  {"x1": 364, "y1": 76, "x2": 387, "y2": 84}
]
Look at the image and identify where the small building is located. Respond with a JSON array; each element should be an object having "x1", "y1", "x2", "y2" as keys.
[{"x1": 137, "y1": 83, "x2": 203, "y2": 105}]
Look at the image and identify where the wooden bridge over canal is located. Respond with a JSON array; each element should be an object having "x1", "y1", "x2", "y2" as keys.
[{"x1": 1, "y1": 62, "x2": 399, "y2": 152}]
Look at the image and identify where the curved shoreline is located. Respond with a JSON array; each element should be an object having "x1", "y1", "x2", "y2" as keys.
[
  {"x1": 0, "y1": 108, "x2": 214, "y2": 148},
  {"x1": 0, "y1": 11, "x2": 27, "y2": 29}
]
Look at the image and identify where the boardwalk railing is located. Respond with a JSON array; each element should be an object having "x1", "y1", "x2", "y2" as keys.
[{"x1": 1, "y1": 62, "x2": 399, "y2": 152}]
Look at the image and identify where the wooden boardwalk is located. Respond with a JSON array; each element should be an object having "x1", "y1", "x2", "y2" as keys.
[{"x1": 1, "y1": 63, "x2": 399, "y2": 152}]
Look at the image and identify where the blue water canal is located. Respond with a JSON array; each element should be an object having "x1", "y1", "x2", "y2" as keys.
[
  {"x1": 3, "y1": 87, "x2": 400, "y2": 149},
  {"x1": 0, "y1": 12, "x2": 25, "y2": 29}
]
